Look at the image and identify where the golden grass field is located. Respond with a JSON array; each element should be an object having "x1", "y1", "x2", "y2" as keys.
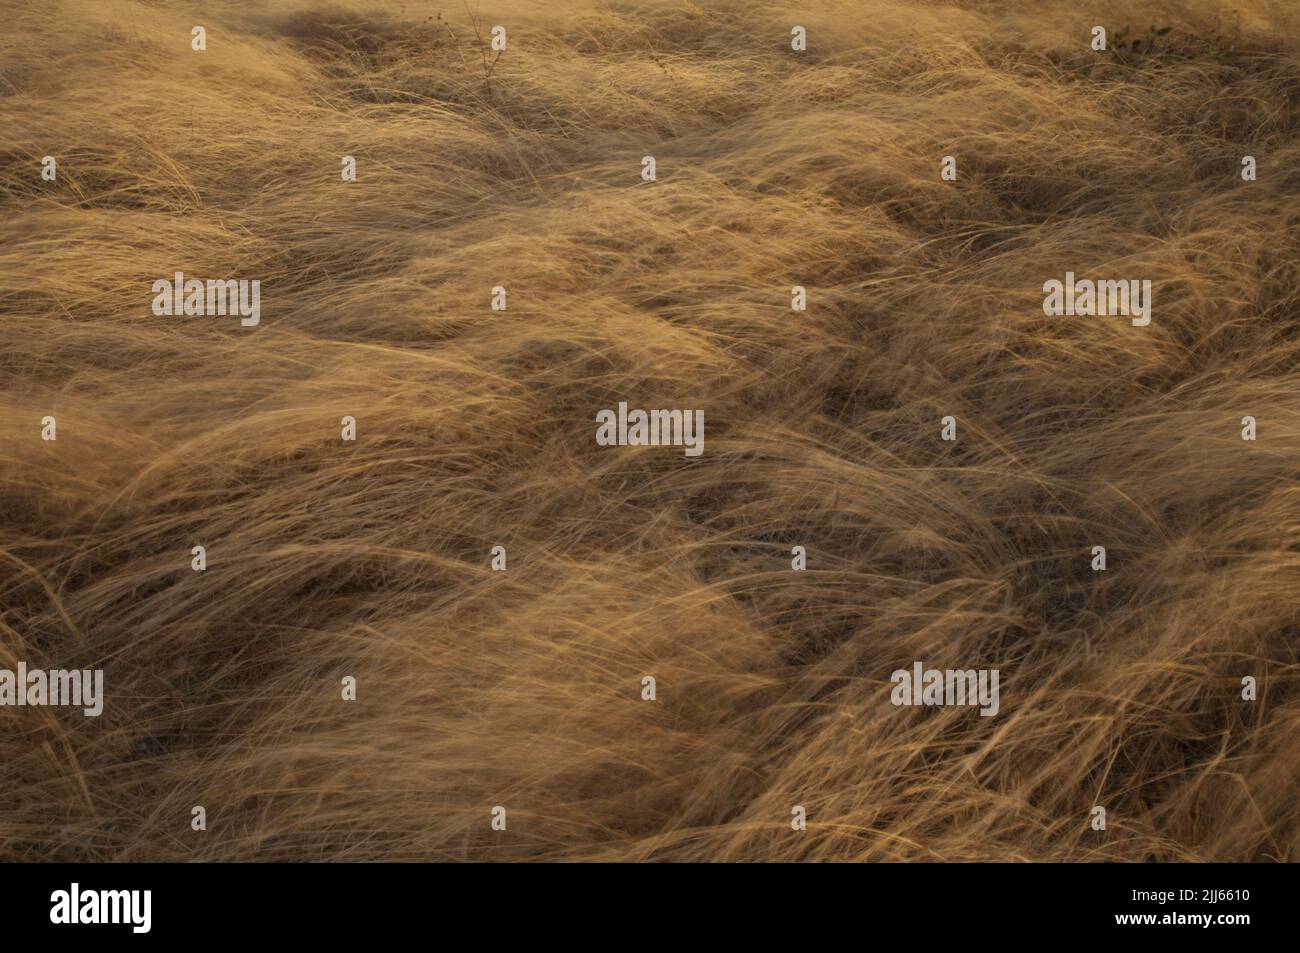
[{"x1": 2, "y1": 0, "x2": 1298, "y2": 861}]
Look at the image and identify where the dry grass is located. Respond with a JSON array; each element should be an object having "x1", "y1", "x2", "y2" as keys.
[{"x1": 1, "y1": 0, "x2": 1298, "y2": 861}]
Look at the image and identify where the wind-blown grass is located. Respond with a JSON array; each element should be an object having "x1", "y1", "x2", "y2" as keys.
[{"x1": 1, "y1": 0, "x2": 1297, "y2": 861}]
